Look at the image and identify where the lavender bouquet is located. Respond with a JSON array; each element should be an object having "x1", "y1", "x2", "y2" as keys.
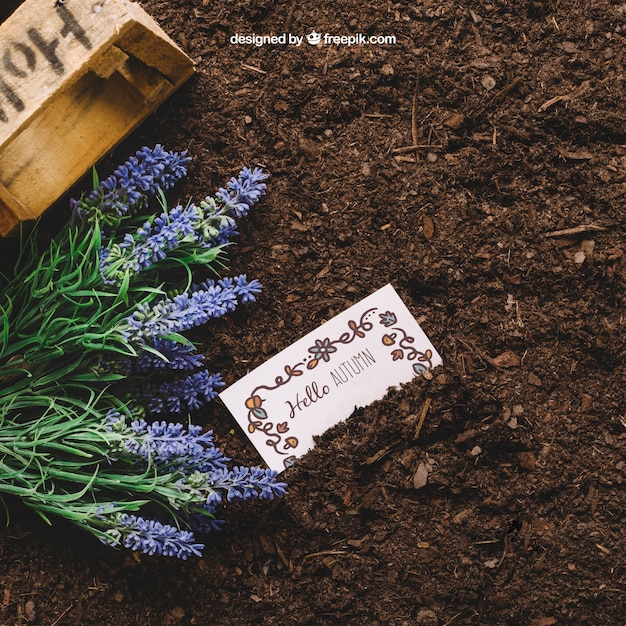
[{"x1": 0, "y1": 146, "x2": 285, "y2": 559}]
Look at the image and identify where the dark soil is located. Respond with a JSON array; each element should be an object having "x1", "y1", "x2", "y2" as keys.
[{"x1": 1, "y1": 1, "x2": 625, "y2": 624}]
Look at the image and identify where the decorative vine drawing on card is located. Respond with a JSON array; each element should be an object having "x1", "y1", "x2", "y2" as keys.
[
  {"x1": 242, "y1": 305, "x2": 436, "y2": 469},
  {"x1": 378, "y1": 310, "x2": 435, "y2": 374},
  {"x1": 242, "y1": 307, "x2": 378, "y2": 468}
]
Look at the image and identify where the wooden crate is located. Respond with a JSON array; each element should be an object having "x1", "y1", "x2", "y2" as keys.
[{"x1": 0, "y1": 0, "x2": 194, "y2": 236}]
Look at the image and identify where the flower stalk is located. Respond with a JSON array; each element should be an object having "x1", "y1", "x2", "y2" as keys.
[{"x1": 0, "y1": 146, "x2": 285, "y2": 558}]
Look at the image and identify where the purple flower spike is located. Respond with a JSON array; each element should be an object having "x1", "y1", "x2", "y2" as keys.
[
  {"x1": 121, "y1": 276, "x2": 262, "y2": 341},
  {"x1": 99, "y1": 203, "x2": 202, "y2": 281},
  {"x1": 144, "y1": 370, "x2": 225, "y2": 414},
  {"x1": 105, "y1": 413, "x2": 230, "y2": 471},
  {"x1": 136, "y1": 339, "x2": 205, "y2": 372},
  {"x1": 215, "y1": 167, "x2": 269, "y2": 218},
  {"x1": 97, "y1": 165, "x2": 268, "y2": 283},
  {"x1": 180, "y1": 466, "x2": 288, "y2": 507},
  {"x1": 102, "y1": 513, "x2": 204, "y2": 559},
  {"x1": 75, "y1": 145, "x2": 190, "y2": 221}
]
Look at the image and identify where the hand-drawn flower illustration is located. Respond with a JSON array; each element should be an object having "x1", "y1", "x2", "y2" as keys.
[
  {"x1": 245, "y1": 396, "x2": 267, "y2": 421},
  {"x1": 391, "y1": 349, "x2": 404, "y2": 361},
  {"x1": 250, "y1": 406, "x2": 267, "y2": 420},
  {"x1": 382, "y1": 333, "x2": 397, "y2": 346},
  {"x1": 379, "y1": 311, "x2": 397, "y2": 327},
  {"x1": 284, "y1": 364, "x2": 303, "y2": 377},
  {"x1": 308, "y1": 338, "x2": 337, "y2": 363},
  {"x1": 348, "y1": 319, "x2": 366, "y2": 338},
  {"x1": 418, "y1": 349, "x2": 433, "y2": 362},
  {"x1": 245, "y1": 395, "x2": 263, "y2": 409}
]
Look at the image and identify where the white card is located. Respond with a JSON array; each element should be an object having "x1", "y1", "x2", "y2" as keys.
[{"x1": 219, "y1": 284, "x2": 442, "y2": 472}]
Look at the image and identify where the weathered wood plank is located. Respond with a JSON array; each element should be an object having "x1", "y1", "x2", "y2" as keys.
[{"x1": 0, "y1": 0, "x2": 194, "y2": 236}]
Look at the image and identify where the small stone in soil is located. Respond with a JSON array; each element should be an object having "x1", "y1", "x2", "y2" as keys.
[
  {"x1": 170, "y1": 607, "x2": 186, "y2": 621},
  {"x1": 481, "y1": 75, "x2": 496, "y2": 90},
  {"x1": 413, "y1": 462, "x2": 429, "y2": 489},
  {"x1": 24, "y1": 600, "x2": 36, "y2": 623},
  {"x1": 415, "y1": 607, "x2": 439, "y2": 625}
]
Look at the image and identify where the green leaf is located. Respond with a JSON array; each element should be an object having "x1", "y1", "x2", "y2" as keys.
[
  {"x1": 92, "y1": 166, "x2": 100, "y2": 190},
  {"x1": 161, "y1": 332, "x2": 193, "y2": 346}
]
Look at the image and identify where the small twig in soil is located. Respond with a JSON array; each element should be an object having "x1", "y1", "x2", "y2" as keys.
[
  {"x1": 472, "y1": 76, "x2": 523, "y2": 120},
  {"x1": 50, "y1": 603, "x2": 73, "y2": 626},
  {"x1": 275, "y1": 541, "x2": 291, "y2": 571},
  {"x1": 443, "y1": 76, "x2": 473, "y2": 94},
  {"x1": 411, "y1": 76, "x2": 420, "y2": 161},
  {"x1": 442, "y1": 610, "x2": 467, "y2": 626},
  {"x1": 458, "y1": 337, "x2": 497, "y2": 367},
  {"x1": 538, "y1": 80, "x2": 591, "y2": 112},
  {"x1": 361, "y1": 439, "x2": 401, "y2": 465},
  {"x1": 301, "y1": 550, "x2": 347, "y2": 562},
  {"x1": 384, "y1": 137, "x2": 397, "y2": 156},
  {"x1": 241, "y1": 63, "x2": 267, "y2": 75},
  {"x1": 322, "y1": 47, "x2": 331, "y2": 75},
  {"x1": 283, "y1": 0, "x2": 296, "y2": 31},
  {"x1": 539, "y1": 94, "x2": 568, "y2": 111},
  {"x1": 391, "y1": 144, "x2": 443, "y2": 155},
  {"x1": 543, "y1": 224, "x2": 606, "y2": 237},
  {"x1": 413, "y1": 397, "x2": 432, "y2": 440}
]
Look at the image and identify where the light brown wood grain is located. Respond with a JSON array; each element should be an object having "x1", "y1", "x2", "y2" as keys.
[{"x1": 0, "y1": 0, "x2": 194, "y2": 236}]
